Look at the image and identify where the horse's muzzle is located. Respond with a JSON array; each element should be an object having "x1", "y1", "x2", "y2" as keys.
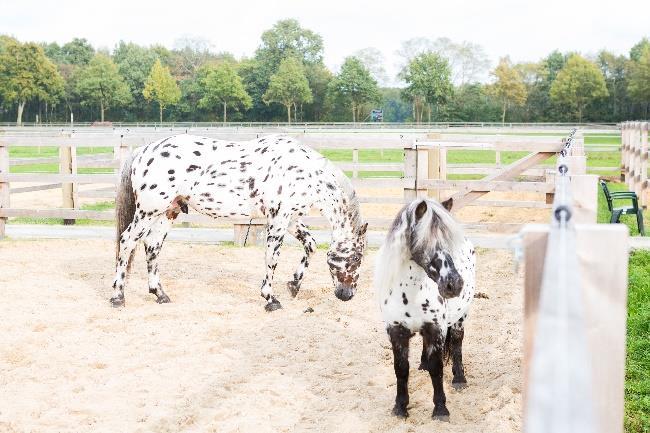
[
  {"x1": 335, "y1": 285, "x2": 355, "y2": 301},
  {"x1": 439, "y1": 275, "x2": 464, "y2": 299}
]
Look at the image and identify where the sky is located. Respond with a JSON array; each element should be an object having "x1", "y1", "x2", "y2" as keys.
[{"x1": 2, "y1": 0, "x2": 649, "y2": 84}]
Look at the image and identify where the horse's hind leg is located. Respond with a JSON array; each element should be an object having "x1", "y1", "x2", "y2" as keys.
[
  {"x1": 286, "y1": 220, "x2": 316, "y2": 297},
  {"x1": 449, "y1": 318, "x2": 467, "y2": 389},
  {"x1": 143, "y1": 216, "x2": 173, "y2": 304},
  {"x1": 111, "y1": 215, "x2": 158, "y2": 307},
  {"x1": 422, "y1": 322, "x2": 449, "y2": 421},
  {"x1": 261, "y1": 216, "x2": 290, "y2": 312}
]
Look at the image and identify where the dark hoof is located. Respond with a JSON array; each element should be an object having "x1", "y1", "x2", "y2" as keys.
[
  {"x1": 156, "y1": 294, "x2": 171, "y2": 304},
  {"x1": 287, "y1": 280, "x2": 300, "y2": 298},
  {"x1": 264, "y1": 298, "x2": 282, "y2": 312},
  {"x1": 149, "y1": 287, "x2": 158, "y2": 295},
  {"x1": 452, "y1": 379, "x2": 468, "y2": 390},
  {"x1": 110, "y1": 296, "x2": 125, "y2": 308},
  {"x1": 303, "y1": 307, "x2": 314, "y2": 313},
  {"x1": 392, "y1": 405, "x2": 408, "y2": 418},
  {"x1": 432, "y1": 406, "x2": 450, "y2": 421}
]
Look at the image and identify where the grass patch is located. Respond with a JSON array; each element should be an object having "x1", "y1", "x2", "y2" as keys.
[
  {"x1": 9, "y1": 146, "x2": 113, "y2": 158},
  {"x1": 625, "y1": 251, "x2": 650, "y2": 432},
  {"x1": 9, "y1": 201, "x2": 115, "y2": 226}
]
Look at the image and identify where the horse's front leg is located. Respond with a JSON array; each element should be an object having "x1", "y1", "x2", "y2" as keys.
[
  {"x1": 143, "y1": 217, "x2": 173, "y2": 304},
  {"x1": 422, "y1": 322, "x2": 450, "y2": 421},
  {"x1": 286, "y1": 220, "x2": 316, "y2": 298},
  {"x1": 388, "y1": 324, "x2": 411, "y2": 418},
  {"x1": 449, "y1": 318, "x2": 467, "y2": 389},
  {"x1": 261, "y1": 217, "x2": 289, "y2": 311}
]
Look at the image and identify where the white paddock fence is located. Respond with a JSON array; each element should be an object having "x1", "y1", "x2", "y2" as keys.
[
  {"x1": 0, "y1": 127, "x2": 591, "y2": 243},
  {"x1": 521, "y1": 131, "x2": 628, "y2": 433},
  {"x1": 621, "y1": 121, "x2": 649, "y2": 206}
]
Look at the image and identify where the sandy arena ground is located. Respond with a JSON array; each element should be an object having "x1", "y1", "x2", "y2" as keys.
[{"x1": 0, "y1": 239, "x2": 523, "y2": 433}]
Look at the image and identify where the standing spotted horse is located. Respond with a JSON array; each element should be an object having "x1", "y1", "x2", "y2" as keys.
[
  {"x1": 374, "y1": 198, "x2": 476, "y2": 420},
  {"x1": 111, "y1": 134, "x2": 368, "y2": 311}
]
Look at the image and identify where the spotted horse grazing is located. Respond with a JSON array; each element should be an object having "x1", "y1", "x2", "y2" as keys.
[
  {"x1": 374, "y1": 198, "x2": 476, "y2": 421},
  {"x1": 111, "y1": 134, "x2": 368, "y2": 311}
]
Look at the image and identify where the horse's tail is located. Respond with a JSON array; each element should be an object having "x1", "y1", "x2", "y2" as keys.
[
  {"x1": 443, "y1": 327, "x2": 452, "y2": 365},
  {"x1": 116, "y1": 154, "x2": 136, "y2": 268}
]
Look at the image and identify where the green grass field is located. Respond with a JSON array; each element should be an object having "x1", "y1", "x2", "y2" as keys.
[{"x1": 625, "y1": 251, "x2": 650, "y2": 433}]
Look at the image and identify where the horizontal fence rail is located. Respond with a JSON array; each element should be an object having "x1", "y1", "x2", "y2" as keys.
[{"x1": 0, "y1": 127, "x2": 591, "y2": 240}]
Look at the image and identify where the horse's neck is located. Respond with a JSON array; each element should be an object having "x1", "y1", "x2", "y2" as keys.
[{"x1": 316, "y1": 188, "x2": 357, "y2": 242}]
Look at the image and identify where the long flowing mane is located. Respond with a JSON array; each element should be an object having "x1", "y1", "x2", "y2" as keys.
[{"x1": 331, "y1": 162, "x2": 363, "y2": 233}]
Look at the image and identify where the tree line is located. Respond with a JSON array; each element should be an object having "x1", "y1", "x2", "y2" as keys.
[{"x1": 0, "y1": 19, "x2": 649, "y2": 125}]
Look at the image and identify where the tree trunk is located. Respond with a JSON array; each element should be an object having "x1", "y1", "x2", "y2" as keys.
[
  {"x1": 223, "y1": 102, "x2": 227, "y2": 124},
  {"x1": 352, "y1": 102, "x2": 356, "y2": 123},
  {"x1": 501, "y1": 101, "x2": 507, "y2": 124},
  {"x1": 16, "y1": 100, "x2": 25, "y2": 126},
  {"x1": 286, "y1": 104, "x2": 291, "y2": 124},
  {"x1": 578, "y1": 107, "x2": 582, "y2": 123},
  {"x1": 100, "y1": 100, "x2": 105, "y2": 122},
  {"x1": 159, "y1": 104, "x2": 163, "y2": 123}
]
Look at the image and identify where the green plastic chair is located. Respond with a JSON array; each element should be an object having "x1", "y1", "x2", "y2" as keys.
[{"x1": 600, "y1": 180, "x2": 645, "y2": 236}]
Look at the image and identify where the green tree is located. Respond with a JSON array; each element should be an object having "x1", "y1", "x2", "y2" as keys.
[
  {"x1": 329, "y1": 57, "x2": 380, "y2": 122},
  {"x1": 628, "y1": 46, "x2": 650, "y2": 116},
  {"x1": 61, "y1": 38, "x2": 94, "y2": 65},
  {"x1": 76, "y1": 54, "x2": 132, "y2": 122},
  {"x1": 256, "y1": 19, "x2": 324, "y2": 69},
  {"x1": 263, "y1": 57, "x2": 312, "y2": 123},
  {"x1": 550, "y1": 54, "x2": 609, "y2": 122},
  {"x1": 490, "y1": 57, "x2": 527, "y2": 123},
  {"x1": 630, "y1": 37, "x2": 650, "y2": 62},
  {"x1": 114, "y1": 41, "x2": 160, "y2": 120},
  {"x1": 143, "y1": 59, "x2": 181, "y2": 122},
  {"x1": 198, "y1": 62, "x2": 252, "y2": 123},
  {"x1": 0, "y1": 40, "x2": 64, "y2": 125},
  {"x1": 401, "y1": 52, "x2": 453, "y2": 123}
]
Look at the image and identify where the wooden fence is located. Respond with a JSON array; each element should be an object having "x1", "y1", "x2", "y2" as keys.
[
  {"x1": 0, "y1": 127, "x2": 587, "y2": 242},
  {"x1": 621, "y1": 121, "x2": 649, "y2": 206},
  {"x1": 522, "y1": 131, "x2": 628, "y2": 433}
]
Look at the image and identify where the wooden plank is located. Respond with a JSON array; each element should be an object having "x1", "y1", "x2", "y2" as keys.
[
  {"x1": 0, "y1": 173, "x2": 117, "y2": 183},
  {"x1": 334, "y1": 162, "x2": 403, "y2": 172},
  {"x1": 10, "y1": 183, "x2": 62, "y2": 194},
  {"x1": 419, "y1": 179, "x2": 554, "y2": 193},
  {"x1": 468, "y1": 200, "x2": 551, "y2": 209},
  {"x1": 448, "y1": 151, "x2": 556, "y2": 210},
  {"x1": 9, "y1": 156, "x2": 60, "y2": 166}
]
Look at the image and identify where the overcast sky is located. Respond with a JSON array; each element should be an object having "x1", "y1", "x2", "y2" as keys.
[{"x1": 2, "y1": 0, "x2": 648, "y2": 83}]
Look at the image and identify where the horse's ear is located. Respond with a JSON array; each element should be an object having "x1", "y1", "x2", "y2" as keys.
[
  {"x1": 415, "y1": 200, "x2": 427, "y2": 221},
  {"x1": 441, "y1": 197, "x2": 453, "y2": 211},
  {"x1": 358, "y1": 222, "x2": 368, "y2": 237}
]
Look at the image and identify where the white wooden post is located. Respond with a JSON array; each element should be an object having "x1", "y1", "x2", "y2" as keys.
[
  {"x1": 621, "y1": 122, "x2": 628, "y2": 182},
  {"x1": 404, "y1": 146, "x2": 417, "y2": 201},
  {"x1": 60, "y1": 144, "x2": 75, "y2": 225},
  {"x1": 522, "y1": 223, "x2": 628, "y2": 433},
  {"x1": 352, "y1": 148, "x2": 359, "y2": 179},
  {"x1": 569, "y1": 174, "x2": 598, "y2": 223},
  {"x1": 0, "y1": 139, "x2": 9, "y2": 239},
  {"x1": 637, "y1": 122, "x2": 648, "y2": 209}
]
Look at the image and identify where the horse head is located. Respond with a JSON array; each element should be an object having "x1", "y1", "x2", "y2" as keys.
[
  {"x1": 407, "y1": 198, "x2": 464, "y2": 299},
  {"x1": 327, "y1": 222, "x2": 368, "y2": 301}
]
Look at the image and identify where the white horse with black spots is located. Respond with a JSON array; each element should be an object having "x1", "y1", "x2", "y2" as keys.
[
  {"x1": 374, "y1": 198, "x2": 476, "y2": 420},
  {"x1": 111, "y1": 134, "x2": 367, "y2": 311}
]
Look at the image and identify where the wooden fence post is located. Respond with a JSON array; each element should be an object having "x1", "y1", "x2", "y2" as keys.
[
  {"x1": 621, "y1": 122, "x2": 628, "y2": 182},
  {"x1": 404, "y1": 146, "x2": 417, "y2": 201},
  {"x1": 570, "y1": 174, "x2": 598, "y2": 223},
  {"x1": 416, "y1": 145, "x2": 429, "y2": 199},
  {"x1": 352, "y1": 148, "x2": 359, "y2": 179},
  {"x1": 0, "y1": 139, "x2": 9, "y2": 239},
  {"x1": 638, "y1": 122, "x2": 648, "y2": 209},
  {"x1": 522, "y1": 224, "x2": 628, "y2": 433},
  {"x1": 60, "y1": 144, "x2": 76, "y2": 225}
]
